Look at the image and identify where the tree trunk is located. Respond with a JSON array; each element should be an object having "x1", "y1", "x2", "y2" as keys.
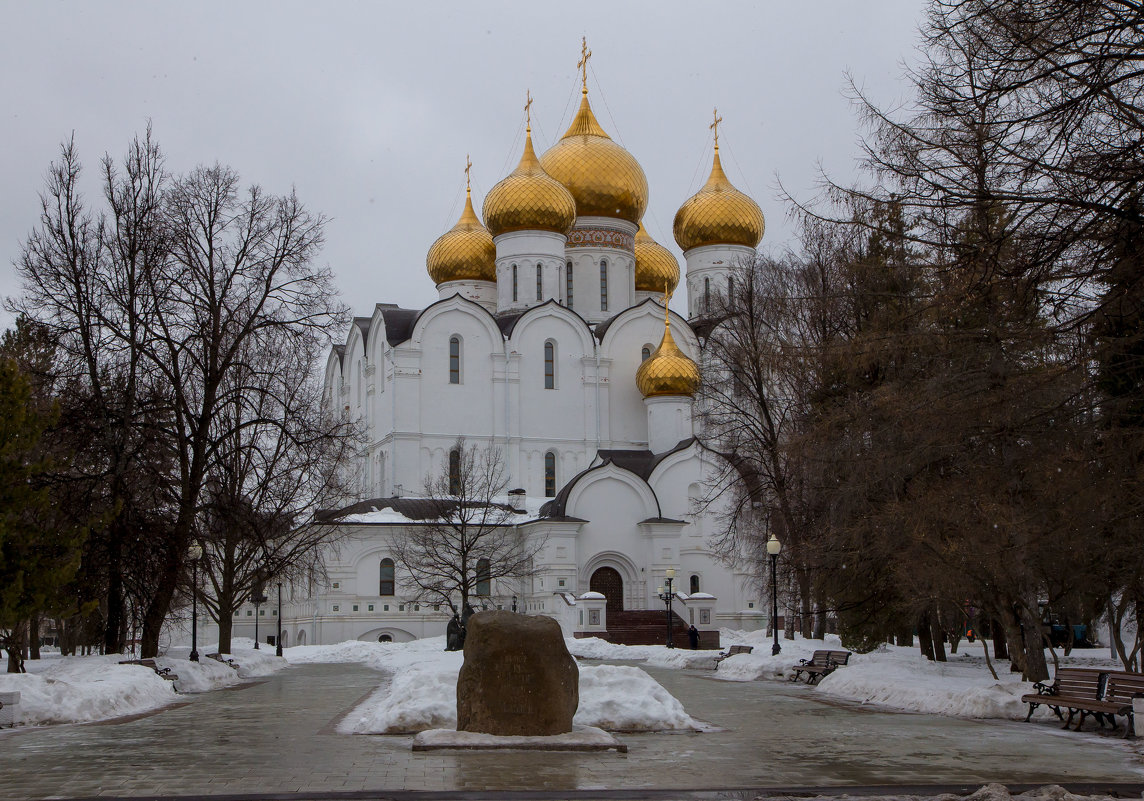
[
  {"x1": 216, "y1": 596, "x2": 235, "y2": 655},
  {"x1": 1000, "y1": 607, "x2": 1027, "y2": 674},
  {"x1": 896, "y1": 625, "x2": 914, "y2": 647},
  {"x1": 1018, "y1": 604, "x2": 1050, "y2": 682},
  {"x1": 991, "y1": 618, "x2": 1008, "y2": 660},
  {"x1": 140, "y1": 554, "x2": 181, "y2": 658},
  {"x1": 6, "y1": 623, "x2": 27, "y2": 673},
  {"x1": 929, "y1": 612, "x2": 947, "y2": 662},
  {"x1": 104, "y1": 529, "x2": 126, "y2": 654},
  {"x1": 813, "y1": 608, "x2": 826, "y2": 640},
  {"x1": 798, "y1": 571, "x2": 813, "y2": 638},
  {"x1": 918, "y1": 612, "x2": 936, "y2": 661},
  {"x1": 29, "y1": 615, "x2": 40, "y2": 660}
]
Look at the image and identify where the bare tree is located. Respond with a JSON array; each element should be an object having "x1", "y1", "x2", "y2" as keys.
[
  {"x1": 12, "y1": 131, "x2": 348, "y2": 657},
  {"x1": 390, "y1": 439, "x2": 543, "y2": 614}
]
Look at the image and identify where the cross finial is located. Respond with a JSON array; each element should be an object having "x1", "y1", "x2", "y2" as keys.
[
  {"x1": 710, "y1": 107, "x2": 723, "y2": 150},
  {"x1": 465, "y1": 154, "x2": 472, "y2": 191},
  {"x1": 578, "y1": 37, "x2": 592, "y2": 94},
  {"x1": 524, "y1": 90, "x2": 533, "y2": 131}
]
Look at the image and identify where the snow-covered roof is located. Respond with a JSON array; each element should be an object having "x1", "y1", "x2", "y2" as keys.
[
  {"x1": 318, "y1": 494, "x2": 551, "y2": 526},
  {"x1": 688, "y1": 592, "x2": 716, "y2": 599},
  {"x1": 578, "y1": 591, "x2": 606, "y2": 600}
]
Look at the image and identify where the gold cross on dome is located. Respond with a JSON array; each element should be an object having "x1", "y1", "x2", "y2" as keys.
[
  {"x1": 578, "y1": 37, "x2": 592, "y2": 92},
  {"x1": 710, "y1": 108, "x2": 723, "y2": 149},
  {"x1": 465, "y1": 154, "x2": 472, "y2": 190},
  {"x1": 524, "y1": 90, "x2": 533, "y2": 128}
]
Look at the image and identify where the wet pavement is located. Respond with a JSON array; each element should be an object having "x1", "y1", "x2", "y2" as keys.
[{"x1": 0, "y1": 661, "x2": 1141, "y2": 799}]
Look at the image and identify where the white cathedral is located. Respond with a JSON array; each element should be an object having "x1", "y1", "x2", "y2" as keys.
[{"x1": 238, "y1": 62, "x2": 770, "y2": 649}]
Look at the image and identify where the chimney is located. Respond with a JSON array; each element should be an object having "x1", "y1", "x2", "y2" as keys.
[{"x1": 508, "y1": 488, "x2": 527, "y2": 512}]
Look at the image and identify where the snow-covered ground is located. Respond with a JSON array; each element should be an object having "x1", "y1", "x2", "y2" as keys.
[
  {"x1": 710, "y1": 628, "x2": 1122, "y2": 721},
  {"x1": 0, "y1": 639, "x2": 287, "y2": 727},
  {"x1": 0, "y1": 628, "x2": 1125, "y2": 732}
]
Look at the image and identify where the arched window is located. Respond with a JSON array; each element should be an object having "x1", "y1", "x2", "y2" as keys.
[
  {"x1": 690, "y1": 574, "x2": 700, "y2": 594},
  {"x1": 512, "y1": 264, "x2": 518, "y2": 302},
  {"x1": 544, "y1": 341, "x2": 555, "y2": 389},
  {"x1": 536, "y1": 263, "x2": 543, "y2": 301},
  {"x1": 544, "y1": 451, "x2": 557, "y2": 497},
  {"x1": 449, "y1": 336, "x2": 461, "y2": 384},
  {"x1": 379, "y1": 558, "x2": 395, "y2": 596},
  {"x1": 476, "y1": 558, "x2": 491, "y2": 597},
  {"x1": 449, "y1": 448, "x2": 461, "y2": 495},
  {"x1": 727, "y1": 275, "x2": 735, "y2": 305},
  {"x1": 704, "y1": 277, "x2": 710, "y2": 312},
  {"x1": 599, "y1": 259, "x2": 608, "y2": 312},
  {"x1": 642, "y1": 346, "x2": 651, "y2": 362},
  {"x1": 566, "y1": 261, "x2": 574, "y2": 308}
]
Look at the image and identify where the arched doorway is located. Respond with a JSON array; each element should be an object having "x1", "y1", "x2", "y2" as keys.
[{"x1": 590, "y1": 567, "x2": 624, "y2": 617}]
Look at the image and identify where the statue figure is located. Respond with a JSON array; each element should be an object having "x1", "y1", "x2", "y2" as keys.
[{"x1": 446, "y1": 614, "x2": 464, "y2": 651}]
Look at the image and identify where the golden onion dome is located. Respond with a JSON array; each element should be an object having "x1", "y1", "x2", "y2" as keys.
[
  {"x1": 636, "y1": 299, "x2": 700, "y2": 398},
  {"x1": 426, "y1": 185, "x2": 496, "y2": 285},
  {"x1": 634, "y1": 222, "x2": 680, "y2": 293},
  {"x1": 539, "y1": 89, "x2": 649, "y2": 224},
  {"x1": 673, "y1": 143, "x2": 765, "y2": 252},
  {"x1": 483, "y1": 125, "x2": 576, "y2": 238}
]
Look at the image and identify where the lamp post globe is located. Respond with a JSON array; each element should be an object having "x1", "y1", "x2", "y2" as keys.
[
  {"x1": 766, "y1": 533, "x2": 782, "y2": 656},
  {"x1": 188, "y1": 544, "x2": 203, "y2": 662}
]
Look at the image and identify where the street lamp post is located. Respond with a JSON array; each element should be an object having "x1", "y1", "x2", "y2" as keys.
[
  {"x1": 276, "y1": 582, "x2": 283, "y2": 657},
  {"x1": 188, "y1": 544, "x2": 203, "y2": 662},
  {"x1": 252, "y1": 581, "x2": 267, "y2": 650},
  {"x1": 767, "y1": 533, "x2": 782, "y2": 656},
  {"x1": 511, "y1": 595, "x2": 518, "y2": 613},
  {"x1": 657, "y1": 567, "x2": 677, "y2": 649}
]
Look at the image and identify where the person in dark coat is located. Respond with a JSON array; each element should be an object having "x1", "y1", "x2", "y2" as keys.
[
  {"x1": 687, "y1": 625, "x2": 700, "y2": 650},
  {"x1": 446, "y1": 614, "x2": 463, "y2": 651}
]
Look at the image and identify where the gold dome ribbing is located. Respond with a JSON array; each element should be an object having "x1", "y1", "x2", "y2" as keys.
[
  {"x1": 426, "y1": 185, "x2": 496, "y2": 284},
  {"x1": 634, "y1": 222, "x2": 680, "y2": 293},
  {"x1": 636, "y1": 292, "x2": 699, "y2": 398},
  {"x1": 673, "y1": 144, "x2": 764, "y2": 252},
  {"x1": 539, "y1": 90, "x2": 649, "y2": 224},
  {"x1": 483, "y1": 125, "x2": 576, "y2": 238}
]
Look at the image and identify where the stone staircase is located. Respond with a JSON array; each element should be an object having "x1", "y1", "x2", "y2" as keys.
[{"x1": 606, "y1": 609, "x2": 690, "y2": 646}]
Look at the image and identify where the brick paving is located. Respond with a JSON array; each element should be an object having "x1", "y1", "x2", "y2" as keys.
[{"x1": 0, "y1": 661, "x2": 1140, "y2": 799}]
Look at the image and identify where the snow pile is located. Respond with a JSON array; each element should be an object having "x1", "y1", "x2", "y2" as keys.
[
  {"x1": 0, "y1": 655, "x2": 176, "y2": 726},
  {"x1": 577, "y1": 664, "x2": 703, "y2": 730},
  {"x1": 339, "y1": 658, "x2": 703, "y2": 734},
  {"x1": 566, "y1": 636, "x2": 721, "y2": 669}
]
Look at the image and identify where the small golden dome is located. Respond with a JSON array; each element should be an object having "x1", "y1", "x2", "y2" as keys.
[
  {"x1": 634, "y1": 222, "x2": 680, "y2": 293},
  {"x1": 636, "y1": 298, "x2": 700, "y2": 398},
  {"x1": 673, "y1": 145, "x2": 764, "y2": 252},
  {"x1": 426, "y1": 186, "x2": 496, "y2": 285},
  {"x1": 483, "y1": 126, "x2": 576, "y2": 238},
  {"x1": 540, "y1": 90, "x2": 649, "y2": 224}
]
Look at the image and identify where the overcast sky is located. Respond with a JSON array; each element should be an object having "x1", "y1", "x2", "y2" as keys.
[{"x1": 2, "y1": 1, "x2": 926, "y2": 331}]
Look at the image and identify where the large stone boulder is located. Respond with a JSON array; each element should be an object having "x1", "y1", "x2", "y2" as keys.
[{"x1": 457, "y1": 610, "x2": 578, "y2": 736}]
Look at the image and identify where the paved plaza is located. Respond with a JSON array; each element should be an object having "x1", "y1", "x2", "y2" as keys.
[{"x1": 0, "y1": 662, "x2": 1142, "y2": 799}]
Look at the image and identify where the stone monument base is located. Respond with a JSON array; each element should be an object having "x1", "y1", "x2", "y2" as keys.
[{"x1": 412, "y1": 726, "x2": 627, "y2": 752}]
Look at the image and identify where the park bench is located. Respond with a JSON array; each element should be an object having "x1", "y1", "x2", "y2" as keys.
[
  {"x1": 713, "y1": 644, "x2": 754, "y2": 666},
  {"x1": 206, "y1": 653, "x2": 240, "y2": 671},
  {"x1": 118, "y1": 658, "x2": 179, "y2": 682},
  {"x1": 1023, "y1": 667, "x2": 1144, "y2": 737},
  {"x1": 790, "y1": 649, "x2": 851, "y2": 684}
]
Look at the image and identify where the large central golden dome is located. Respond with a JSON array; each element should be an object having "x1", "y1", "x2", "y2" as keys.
[
  {"x1": 483, "y1": 125, "x2": 577, "y2": 238},
  {"x1": 426, "y1": 186, "x2": 496, "y2": 285},
  {"x1": 636, "y1": 301, "x2": 700, "y2": 398},
  {"x1": 540, "y1": 90, "x2": 648, "y2": 225},
  {"x1": 673, "y1": 144, "x2": 764, "y2": 252},
  {"x1": 634, "y1": 222, "x2": 680, "y2": 293}
]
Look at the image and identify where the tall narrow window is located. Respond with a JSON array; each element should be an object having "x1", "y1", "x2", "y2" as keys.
[
  {"x1": 690, "y1": 574, "x2": 700, "y2": 594},
  {"x1": 536, "y1": 263, "x2": 543, "y2": 301},
  {"x1": 727, "y1": 276, "x2": 734, "y2": 305},
  {"x1": 449, "y1": 336, "x2": 460, "y2": 384},
  {"x1": 475, "y1": 558, "x2": 491, "y2": 597},
  {"x1": 642, "y1": 346, "x2": 651, "y2": 362},
  {"x1": 544, "y1": 341, "x2": 555, "y2": 389},
  {"x1": 599, "y1": 259, "x2": 608, "y2": 312},
  {"x1": 449, "y1": 448, "x2": 461, "y2": 495},
  {"x1": 512, "y1": 264, "x2": 518, "y2": 302},
  {"x1": 704, "y1": 277, "x2": 711, "y2": 312},
  {"x1": 566, "y1": 261, "x2": 573, "y2": 308},
  {"x1": 544, "y1": 451, "x2": 557, "y2": 497},
  {"x1": 380, "y1": 559, "x2": 395, "y2": 596}
]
